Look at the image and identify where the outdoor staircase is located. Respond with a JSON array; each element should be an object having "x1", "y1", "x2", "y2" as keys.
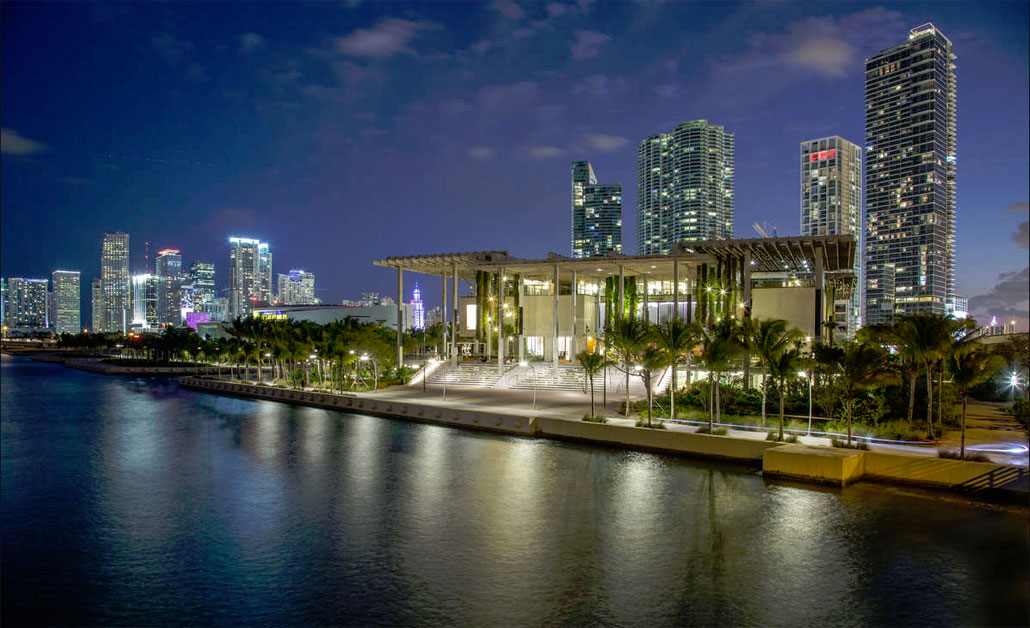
[
  {"x1": 511, "y1": 364, "x2": 594, "y2": 393},
  {"x1": 426, "y1": 363, "x2": 506, "y2": 388},
  {"x1": 956, "y1": 465, "x2": 1030, "y2": 494}
]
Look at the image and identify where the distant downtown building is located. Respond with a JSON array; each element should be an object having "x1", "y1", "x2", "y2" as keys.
[
  {"x1": 801, "y1": 137, "x2": 863, "y2": 339},
  {"x1": 637, "y1": 120, "x2": 735, "y2": 255},
  {"x1": 131, "y1": 274, "x2": 158, "y2": 329},
  {"x1": 571, "y1": 161, "x2": 623, "y2": 258},
  {"x1": 155, "y1": 248, "x2": 183, "y2": 325},
  {"x1": 229, "y1": 237, "x2": 272, "y2": 319},
  {"x1": 864, "y1": 23, "x2": 957, "y2": 325},
  {"x1": 190, "y1": 260, "x2": 216, "y2": 305},
  {"x1": 50, "y1": 270, "x2": 81, "y2": 334},
  {"x1": 6, "y1": 278, "x2": 49, "y2": 330},
  {"x1": 100, "y1": 232, "x2": 130, "y2": 333},
  {"x1": 91, "y1": 277, "x2": 103, "y2": 332},
  {"x1": 277, "y1": 269, "x2": 316, "y2": 305}
]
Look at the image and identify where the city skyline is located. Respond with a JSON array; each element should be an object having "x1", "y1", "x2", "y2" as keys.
[{"x1": 1, "y1": 2, "x2": 1027, "y2": 329}]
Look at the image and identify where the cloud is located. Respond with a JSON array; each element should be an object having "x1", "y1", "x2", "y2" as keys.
[
  {"x1": 570, "y1": 29, "x2": 610, "y2": 60},
  {"x1": 572, "y1": 74, "x2": 626, "y2": 98},
  {"x1": 584, "y1": 133, "x2": 629, "y2": 152},
  {"x1": 336, "y1": 19, "x2": 430, "y2": 58},
  {"x1": 527, "y1": 145, "x2": 564, "y2": 159},
  {"x1": 1013, "y1": 222, "x2": 1029, "y2": 249},
  {"x1": 788, "y1": 37, "x2": 854, "y2": 77},
  {"x1": 471, "y1": 40, "x2": 494, "y2": 54},
  {"x1": 1, "y1": 128, "x2": 46, "y2": 155},
  {"x1": 468, "y1": 146, "x2": 495, "y2": 160},
  {"x1": 969, "y1": 267, "x2": 1030, "y2": 326},
  {"x1": 238, "y1": 33, "x2": 265, "y2": 54},
  {"x1": 1007, "y1": 201, "x2": 1030, "y2": 213},
  {"x1": 59, "y1": 177, "x2": 93, "y2": 186},
  {"x1": 546, "y1": 3, "x2": 567, "y2": 18},
  {"x1": 150, "y1": 32, "x2": 194, "y2": 64},
  {"x1": 475, "y1": 81, "x2": 539, "y2": 115},
  {"x1": 490, "y1": 0, "x2": 525, "y2": 21}
]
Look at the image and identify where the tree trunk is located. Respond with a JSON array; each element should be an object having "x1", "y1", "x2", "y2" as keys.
[
  {"x1": 778, "y1": 381, "x2": 785, "y2": 441},
  {"x1": 936, "y1": 363, "x2": 944, "y2": 431},
  {"x1": 960, "y1": 392, "x2": 967, "y2": 459},
  {"x1": 708, "y1": 375, "x2": 715, "y2": 430},
  {"x1": 670, "y1": 360, "x2": 677, "y2": 420},
  {"x1": 715, "y1": 373, "x2": 721, "y2": 424},
  {"x1": 624, "y1": 365, "x2": 630, "y2": 417},
  {"x1": 926, "y1": 366, "x2": 934, "y2": 438},
  {"x1": 907, "y1": 372, "x2": 916, "y2": 423},
  {"x1": 589, "y1": 376, "x2": 595, "y2": 418},
  {"x1": 647, "y1": 375, "x2": 653, "y2": 427},
  {"x1": 846, "y1": 399, "x2": 853, "y2": 447},
  {"x1": 761, "y1": 366, "x2": 768, "y2": 427}
]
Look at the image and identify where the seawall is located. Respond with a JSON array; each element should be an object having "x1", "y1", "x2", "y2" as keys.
[{"x1": 179, "y1": 377, "x2": 1029, "y2": 498}]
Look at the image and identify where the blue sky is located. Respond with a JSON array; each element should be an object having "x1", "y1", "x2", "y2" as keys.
[{"x1": 2, "y1": 1, "x2": 1028, "y2": 327}]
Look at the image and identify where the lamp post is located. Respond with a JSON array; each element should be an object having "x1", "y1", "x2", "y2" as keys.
[
  {"x1": 520, "y1": 360, "x2": 537, "y2": 411},
  {"x1": 360, "y1": 354, "x2": 378, "y2": 391}
]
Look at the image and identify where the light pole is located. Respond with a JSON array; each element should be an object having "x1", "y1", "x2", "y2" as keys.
[
  {"x1": 360, "y1": 354, "x2": 378, "y2": 391},
  {"x1": 801, "y1": 370, "x2": 813, "y2": 435},
  {"x1": 520, "y1": 360, "x2": 538, "y2": 411}
]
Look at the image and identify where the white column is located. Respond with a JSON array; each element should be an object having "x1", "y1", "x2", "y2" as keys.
[
  {"x1": 441, "y1": 273, "x2": 448, "y2": 359},
  {"x1": 518, "y1": 275, "x2": 525, "y2": 363},
  {"x1": 552, "y1": 264, "x2": 559, "y2": 367},
  {"x1": 570, "y1": 269, "x2": 577, "y2": 361},
  {"x1": 643, "y1": 272, "x2": 649, "y2": 323},
  {"x1": 396, "y1": 267, "x2": 404, "y2": 369},
  {"x1": 451, "y1": 263, "x2": 458, "y2": 366},
  {"x1": 673, "y1": 260, "x2": 680, "y2": 321},
  {"x1": 497, "y1": 268, "x2": 505, "y2": 374},
  {"x1": 743, "y1": 251, "x2": 752, "y2": 318},
  {"x1": 814, "y1": 248, "x2": 826, "y2": 342},
  {"x1": 618, "y1": 265, "x2": 625, "y2": 321}
]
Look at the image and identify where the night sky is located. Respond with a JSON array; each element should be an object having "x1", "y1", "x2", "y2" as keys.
[{"x1": 2, "y1": 1, "x2": 1027, "y2": 329}]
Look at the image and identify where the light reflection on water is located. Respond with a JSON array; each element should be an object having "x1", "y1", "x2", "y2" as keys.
[{"x1": 1, "y1": 355, "x2": 1027, "y2": 627}]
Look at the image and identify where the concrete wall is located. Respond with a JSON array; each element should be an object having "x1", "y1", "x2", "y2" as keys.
[
  {"x1": 862, "y1": 451, "x2": 1003, "y2": 487},
  {"x1": 535, "y1": 416, "x2": 780, "y2": 463},
  {"x1": 763, "y1": 444, "x2": 865, "y2": 486},
  {"x1": 752, "y1": 286, "x2": 817, "y2": 337}
]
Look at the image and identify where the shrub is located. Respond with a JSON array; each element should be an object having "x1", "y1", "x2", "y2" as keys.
[
  {"x1": 766, "y1": 431, "x2": 800, "y2": 443},
  {"x1": 582, "y1": 415, "x2": 608, "y2": 424},
  {"x1": 696, "y1": 426, "x2": 728, "y2": 435},
  {"x1": 830, "y1": 437, "x2": 869, "y2": 450},
  {"x1": 635, "y1": 419, "x2": 666, "y2": 429},
  {"x1": 937, "y1": 449, "x2": 993, "y2": 463}
]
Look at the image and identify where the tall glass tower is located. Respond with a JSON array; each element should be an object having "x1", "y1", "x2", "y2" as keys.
[
  {"x1": 155, "y1": 249, "x2": 183, "y2": 325},
  {"x1": 571, "y1": 161, "x2": 622, "y2": 258},
  {"x1": 229, "y1": 237, "x2": 272, "y2": 319},
  {"x1": 637, "y1": 120, "x2": 734, "y2": 255},
  {"x1": 51, "y1": 270, "x2": 81, "y2": 334},
  {"x1": 864, "y1": 23, "x2": 956, "y2": 325},
  {"x1": 801, "y1": 137, "x2": 863, "y2": 339},
  {"x1": 100, "y1": 232, "x2": 130, "y2": 333}
]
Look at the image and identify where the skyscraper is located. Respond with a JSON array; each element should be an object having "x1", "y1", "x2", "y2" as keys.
[
  {"x1": 131, "y1": 274, "x2": 158, "y2": 329},
  {"x1": 100, "y1": 232, "x2": 130, "y2": 333},
  {"x1": 277, "y1": 269, "x2": 316, "y2": 305},
  {"x1": 411, "y1": 282, "x2": 425, "y2": 331},
  {"x1": 637, "y1": 120, "x2": 735, "y2": 255},
  {"x1": 189, "y1": 260, "x2": 216, "y2": 306},
  {"x1": 801, "y1": 137, "x2": 863, "y2": 339},
  {"x1": 6, "y1": 278, "x2": 49, "y2": 329},
  {"x1": 155, "y1": 249, "x2": 183, "y2": 325},
  {"x1": 571, "y1": 161, "x2": 623, "y2": 258},
  {"x1": 51, "y1": 270, "x2": 81, "y2": 334},
  {"x1": 229, "y1": 237, "x2": 272, "y2": 319},
  {"x1": 864, "y1": 23, "x2": 956, "y2": 325},
  {"x1": 91, "y1": 277, "x2": 103, "y2": 333}
]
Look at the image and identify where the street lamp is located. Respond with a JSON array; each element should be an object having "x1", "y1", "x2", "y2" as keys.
[
  {"x1": 520, "y1": 360, "x2": 538, "y2": 411},
  {"x1": 359, "y1": 353, "x2": 378, "y2": 391},
  {"x1": 800, "y1": 370, "x2": 813, "y2": 435}
]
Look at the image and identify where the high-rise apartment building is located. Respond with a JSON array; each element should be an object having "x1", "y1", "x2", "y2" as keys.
[
  {"x1": 155, "y1": 249, "x2": 183, "y2": 325},
  {"x1": 189, "y1": 261, "x2": 216, "y2": 306},
  {"x1": 91, "y1": 278, "x2": 103, "y2": 333},
  {"x1": 100, "y1": 232, "x2": 130, "y2": 333},
  {"x1": 637, "y1": 120, "x2": 735, "y2": 255},
  {"x1": 571, "y1": 161, "x2": 623, "y2": 258},
  {"x1": 131, "y1": 274, "x2": 158, "y2": 329},
  {"x1": 864, "y1": 23, "x2": 956, "y2": 325},
  {"x1": 801, "y1": 137, "x2": 863, "y2": 339},
  {"x1": 51, "y1": 270, "x2": 81, "y2": 334},
  {"x1": 6, "y1": 278, "x2": 50, "y2": 329},
  {"x1": 229, "y1": 237, "x2": 272, "y2": 319},
  {"x1": 277, "y1": 269, "x2": 316, "y2": 305}
]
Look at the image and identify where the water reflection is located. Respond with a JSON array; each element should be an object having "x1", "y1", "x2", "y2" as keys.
[{"x1": 2, "y1": 357, "x2": 1028, "y2": 627}]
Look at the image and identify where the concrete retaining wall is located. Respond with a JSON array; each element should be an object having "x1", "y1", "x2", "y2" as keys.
[
  {"x1": 763, "y1": 444, "x2": 866, "y2": 486},
  {"x1": 862, "y1": 451, "x2": 1003, "y2": 488},
  {"x1": 535, "y1": 416, "x2": 780, "y2": 464},
  {"x1": 69, "y1": 360, "x2": 218, "y2": 375}
]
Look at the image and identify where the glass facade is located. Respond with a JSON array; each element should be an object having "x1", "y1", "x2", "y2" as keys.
[
  {"x1": 864, "y1": 23, "x2": 956, "y2": 325},
  {"x1": 189, "y1": 260, "x2": 216, "y2": 306},
  {"x1": 155, "y1": 249, "x2": 183, "y2": 326},
  {"x1": 277, "y1": 269, "x2": 316, "y2": 305},
  {"x1": 801, "y1": 136, "x2": 862, "y2": 337},
  {"x1": 637, "y1": 120, "x2": 734, "y2": 255},
  {"x1": 51, "y1": 270, "x2": 81, "y2": 334},
  {"x1": 5, "y1": 278, "x2": 49, "y2": 329},
  {"x1": 100, "y1": 232, "x2": 130, "y2": 333},
  {"x1": 229, "y1": 237, "x2": 272, "y2": 319},
  {"x1": 571, "y1": 161, "x2": 622, "y2": 258}
]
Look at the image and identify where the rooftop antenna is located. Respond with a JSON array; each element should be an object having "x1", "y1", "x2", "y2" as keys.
[
  {"x1": 144, "y1": 240, "x2": 151, "y2": 274},
  {"x1": 752, "y1": 222, "x2": 778, "y2": 238}
]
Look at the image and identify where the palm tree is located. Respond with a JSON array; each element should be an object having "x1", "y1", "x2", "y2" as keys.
[
  {"x1": 893, "y1": 314, "x2": 949, "y2": 437},
  {"x1": 752, "y1": 318, "x2": 799, "y2": 426},
  {"x1": 768, "y1": 344, "x2": 804, "y2": 441},
  {"x1": 698, "y1": 319, "x2": 744, "y2": 431},
  {"x1": 834, "y1": 342, "x2": 899, "y2": 446},
  {"x1": 948, "y1": 342, "x2": 1004, "y2": 458},
  {"x1": 606, "y1": 317, "x2": 649, "y2": 416},
  {"x1": 576, "y1": 350, "x2": 608, "y2": 419},
  {"x1": 635, "y1": 345, "x2": 669, "y2": 428},
  {"x1": 650, "y1": 318, "x2": 701, "y2": 420}
]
